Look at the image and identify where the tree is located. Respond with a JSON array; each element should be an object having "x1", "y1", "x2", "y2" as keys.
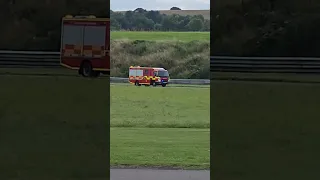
[
  {"x1": 111, "y1": 19, "x2": 121, "y2": 30},
  {"x1": 0, "y1": 0, "x2": 109, "y2": 50},
  {"x1": 203, "y1": 19, "x2": 210, "y2": 31},
  {"x1": 134, "y1": 8, "x2": 147, "y2": 13},
  {"x1": 154, "y1": 23, "x2": 162, "y2": 30},
  {"x1": 170, "y1": 7, "x2": 181, "y2": 10},
  {"x1": 110, "y1": 9, "x2": 209, "y2": 31},
  {"x1": 187, "y1": 18, "x2": 204, "y2": 31}
]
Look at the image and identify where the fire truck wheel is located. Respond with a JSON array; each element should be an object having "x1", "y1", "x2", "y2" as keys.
[
  {"x1": 162, "y1": 84, "x2": 167, "y2": 87},
  {"x1": 151, "y1": 81, "x2": 156, "y2": 87},
  {"x1": 80, "y1": 61, "x2": 93, "y2": 77},
  {"x1": 135, "y1": 81, "x2": 141, "y2": 86},
  {"x1": 91, "y1": 71, "x2": 100, "y2": 78}
]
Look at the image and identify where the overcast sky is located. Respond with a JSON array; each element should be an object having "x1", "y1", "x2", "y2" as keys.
[{"x1": 111, "y1": 0, "x2": 210, "y2": 11}]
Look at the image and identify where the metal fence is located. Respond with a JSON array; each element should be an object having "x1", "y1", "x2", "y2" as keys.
[
  {"x1": 2, "y1": 50, "x2": 320, "y2": 78},
  {"x1": 210, "y1": 56, "x2": 320, "y2": 73},
  {"x1": 0, "y1": 50, "x2": 209, "y2": 85},
  {"x1": 0, "y1": 50, "x2": 60, "y2": 68}
]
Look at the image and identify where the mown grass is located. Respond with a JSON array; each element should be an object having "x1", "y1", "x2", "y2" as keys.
[
  {"x1": 1, "y1": 74, "x2": 209, "y2": 171},
  {"x1": 211, "y1": 78, "x2": 320, "y2": 179},
  {"x1": 110, "y1": 128, "x2": 210, "y2": 169},
  {"x1": 0, "y1": 75, "x2": 109, "y2": 179},
  {"x1": 111, "y1": 40, "x2": 210, "y2": 78},
  {"x1": 110, "y1": 83, "x2": 209, "y2": 168},
  {"x1": 111, "y1": 31, "x2": 209, "y2": 41},
  {"x1": 110, "y1": 84, "x2": 210, "y2": 128}
]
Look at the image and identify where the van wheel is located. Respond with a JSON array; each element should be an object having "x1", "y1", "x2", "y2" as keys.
[{"x1": 80, "y1": 61, "x2": 92, "y2": 77}]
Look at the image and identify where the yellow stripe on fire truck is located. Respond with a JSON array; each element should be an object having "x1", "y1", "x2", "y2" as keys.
[
  {"x1": 144, "y1": 76, "x2": 160, "y2": 81},
  {"x1": 129, "y1": 76, "x2": 144, "y2": 80},
  {"x1": 129, "y1": 76, "x2": 160, "y2": 81},
  {"x1": 63, "y1": 44, "x2": 104, "y2": 57}
]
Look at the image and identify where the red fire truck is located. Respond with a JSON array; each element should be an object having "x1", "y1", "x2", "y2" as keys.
[
  {"x1": 60, "y1": 15, "x2": 110, "y2": 77},
  {"x1": 129, "y1": 66, "x2": 170, "y2": 87}
]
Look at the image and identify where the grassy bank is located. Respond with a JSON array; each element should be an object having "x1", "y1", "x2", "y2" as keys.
[
  {"x1": 111, "y1": 40, "x2": 210, "y2": 79},
  {"x1": 211, "y1": 79, "x2": 320, "y2": 179},
  {"x1": 0, "y1": 75, "x2": 109, "y2": 178}
]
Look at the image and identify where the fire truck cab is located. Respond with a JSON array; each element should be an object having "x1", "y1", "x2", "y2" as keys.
[
  {"x1": 60, "y1": 15, "x2": 110, "y2": 78},
  {"x1": 129, "y1": 66, "x2": 170, "y2": 87}
]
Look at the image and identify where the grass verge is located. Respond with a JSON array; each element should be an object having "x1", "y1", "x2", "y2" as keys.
[
  {"x1": 110, "y1": 128, "x2": 210, "y2": 169},
  {"x1": 111, "y1": 31, "x2": 210, "y2": 41},
  {"x1": 0, "y1": 75, "x2": 109, "y2": 178}
]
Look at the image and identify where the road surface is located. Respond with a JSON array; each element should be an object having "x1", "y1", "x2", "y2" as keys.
[{"x1": 110, "y1": 168, "x2": 210, "y2": 180}]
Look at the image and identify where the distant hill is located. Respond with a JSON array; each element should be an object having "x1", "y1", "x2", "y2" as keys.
[{"x1": 116, "y1": 10, "x2": 210, "y2": 20}]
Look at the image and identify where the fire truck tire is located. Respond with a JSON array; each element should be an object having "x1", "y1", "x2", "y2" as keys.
[
  {"x1": 151, "y1": 80, "x2": 156, "y2": 87},
  {"x1": 162, "y1": 84, "x2": 167, "y2": 87},
  {"x1": 101, "y1": 71, "x2": 110, "y2": 75},
  {"x1": 80, "y1": 61, "x2": 93, "y2": 77},
  {"x1": 91, "y1": 71, "x2": 100, "y2": 78},
  {"x1": 135, "y1": 81, "x2": 141, "y2": 86}
]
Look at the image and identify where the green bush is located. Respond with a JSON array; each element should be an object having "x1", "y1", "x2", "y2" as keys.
[{"x1": 111, "y1": 40, "x2": 210, "y2": 79}]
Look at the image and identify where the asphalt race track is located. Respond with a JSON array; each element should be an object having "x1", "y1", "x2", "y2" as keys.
[{"x1": 110, "y1": 168, "x2": 210, "y2": 180}]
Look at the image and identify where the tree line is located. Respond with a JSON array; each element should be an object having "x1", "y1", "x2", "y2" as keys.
[
  {"x1": 0, "y1": 0, "x2": 109, "y2": 51},
  {"x1": 212, "y1": 0, "x2": 320, "y2": 57},
  {"x1": 111, "y1": 8, "x2": 210, "y2": 31}
]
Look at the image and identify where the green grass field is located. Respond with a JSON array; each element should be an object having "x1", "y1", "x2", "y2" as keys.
[
  {"x1": 5, "y1": 68, "x2": 320, "y2": 177},
  {"x1": 0, "y1": 75, "x2": 109, "y2": 178},
  {"x1": 110, "y1": 83, "x2": 210, "y2": 169},
  {"x1": 211, "y1": 76, "x2": 320, "y2": 179},
  {"x1": 111, "y1": 31, "x2": 209, "y2": 41},
  {"x1": 1, "y1": 74, "x2": 210, "y2": 175},
  {"x1": 110, "y1": 84, "x2": 209, "y2": 128},
  {"x1": 111, "y1": 128, "x2": 209, "y2": 169}
]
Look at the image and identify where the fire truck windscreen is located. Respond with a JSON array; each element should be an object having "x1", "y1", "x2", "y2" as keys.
[{"x1": 157, "y1": 70, "x2": 169, "y2": 77}]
